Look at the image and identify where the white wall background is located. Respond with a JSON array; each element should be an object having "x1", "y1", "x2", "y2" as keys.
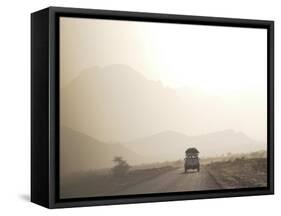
[{"x1": 0, "y1": 0, "x2": 279, "y2": 214}]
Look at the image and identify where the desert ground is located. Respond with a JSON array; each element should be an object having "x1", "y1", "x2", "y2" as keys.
[{"x1": 61, "y1": 152, "x2": 267, "y2": 198}]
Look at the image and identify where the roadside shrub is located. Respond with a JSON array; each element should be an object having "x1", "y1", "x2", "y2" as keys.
[{"x1": 112, "y1": 156, "x2": 130, "y2": 177}]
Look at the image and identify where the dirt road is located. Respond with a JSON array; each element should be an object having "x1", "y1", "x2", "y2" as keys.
[{"x1": 112, "y1": 166, "x2": 221, "y2": 195}]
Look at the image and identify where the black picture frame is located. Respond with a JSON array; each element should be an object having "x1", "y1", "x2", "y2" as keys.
[{"x1": 31, "y1": 6, "x2": 274, "y2": 209}]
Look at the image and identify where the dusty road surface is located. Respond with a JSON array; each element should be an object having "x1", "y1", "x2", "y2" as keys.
[{"x1": 112, "y1": 166, "x2": 221, "y2": 195}]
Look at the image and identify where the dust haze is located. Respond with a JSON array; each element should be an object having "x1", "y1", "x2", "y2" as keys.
[{"x1": 59, "y1": 17, "x2": 267, "y2": 198}]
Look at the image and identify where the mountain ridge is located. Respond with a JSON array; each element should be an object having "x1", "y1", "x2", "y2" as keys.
[
  {"x1": 123, "y1": 129, "x2": 265, "y2": 160},
  {"x1": 60, "y1": 127, "x2": 148, "y2": 176},
  {"x1": 61, "y1": 64, "x2": 266, "y2": 146}
]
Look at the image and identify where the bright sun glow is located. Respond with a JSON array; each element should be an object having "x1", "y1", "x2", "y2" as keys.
[{"x1": 135, "y1": 23, "x2": 267, "y2": 95}]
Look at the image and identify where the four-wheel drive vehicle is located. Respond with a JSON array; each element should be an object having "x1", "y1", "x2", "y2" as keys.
[{"x1": 184, "y1": 148, "x2": 200, "y2": 173}]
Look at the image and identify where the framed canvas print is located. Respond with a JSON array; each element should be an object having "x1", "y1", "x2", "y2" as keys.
[{"x1": 31, "y1": 7, "x2": 274, "y2": 208}]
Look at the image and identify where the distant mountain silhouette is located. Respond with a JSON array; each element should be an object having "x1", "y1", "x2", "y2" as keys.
[
  {"x1": 123, "y1": 130, "x2": 265, "y2": 160},
  {"x1": 61, "y1": 64, "x2": 186, "y2": 143},
  {"x1": 61, "y1": 64, "x2": 266, "y2": 144},
  {"x1": 61, "y1": 126, "x2": 265, "y2": 176},
  {"x1": 60, "y1": 127, "x2": 147, "y2": 176}
]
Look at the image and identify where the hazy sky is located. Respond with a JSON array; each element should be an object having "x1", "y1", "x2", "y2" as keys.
[
  {"x1": 60, "y1": 17, "x2": 267, "y2": 142},
  {"x1": 60, "y1": 17, "x2": 266, "y2": 95}
]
